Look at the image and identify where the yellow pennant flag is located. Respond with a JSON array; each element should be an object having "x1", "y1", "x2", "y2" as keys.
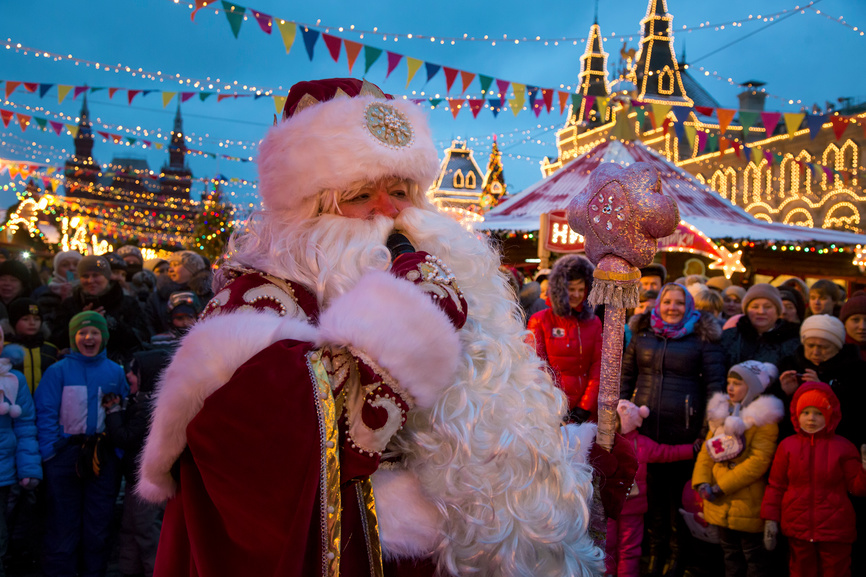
[
  {"x1": 784, "y1": 112, "x2": 805, "y2": 135},
  {"x1": 684, "y1": 125, "x2": 697, "y2": 149},
  {"x1": 406, "y1": 58, "x2": 422, "y2": 87},
  {"x1": 47, "y1": 166, "x2": 56, "y2": 175},
  {"x1": 751, "y1": 145, "x2": 762, "y2": 165},
  {"x1": 509, "y1": 83, "x2": 526, "y2": 116},
  {"x1": 58, "y1": 85, "x2": 72, "y2": 104},
  {"x1": 650, "y1": 103, "x2": 672, "y2": 129},
  {"x1": 276, "y1": 20, "x2": 296, "y2": 54},
  {"x1": 65, "y1": 124, "x2": 78, "y2": 137},
  {"x1": 273, "y1": 95, "x2": 287, "y2": 115},
  {"x1": 51, "y1": 178, "x2": 62, "y2": 191},
  {"x1": 162, "y1": 92, "x2": 176, "y2": 108},
  {"x1": 8, "y1": 166, "x2": 19, "y2": 179},
  {"x1": 596, "y1": 96, "x2": 610, "y2": 120},
  {"x1": 155, "y1": 143, "x2": 164, "y2": 150}
]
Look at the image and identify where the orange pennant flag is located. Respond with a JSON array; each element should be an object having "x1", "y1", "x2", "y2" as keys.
[
  {"x1": 5, "y1": 81, "x2": 21, "y2": 98},
  {"x1": 344, "y1": 40, "x2": 363, "y2": 73},
  {"x1": 558, "y1": 91, "x2": 570, "y2": 115},
  {"x1": 57, "y1": 85, "x2": 72, "y2": 104},
  {"x1": 108, "y1": 87, "x2": 119, "y2": 99},
  {"x1": 719, "y1": 137, "x2": 730, "y2": 155},
  {"x1": 716, "y1": 108, "x2": 735, "y2": 134},
  {"x1": 448, "y1": 99, "x2": 465, "y2": 119},
  {"x1": 459, "y1": 71, "x2": 476, "y2": 95},
  {"x1": 16, "y1": 113, "x2": 31, "y2": 132},
  {"x1": 8, "y1": 165, "x2": 19, "y2": 179},
  {"x1": 784, "y1": 112, "x2": 805, "y2": 136}
]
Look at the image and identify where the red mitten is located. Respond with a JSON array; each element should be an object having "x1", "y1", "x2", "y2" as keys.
[{"x1": 589, "y1": 433, "x2": 638, "y2": 520}]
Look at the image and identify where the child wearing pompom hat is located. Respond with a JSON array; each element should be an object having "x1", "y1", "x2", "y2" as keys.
[
  {"x1": 0, "y1": 323, "x2": 41, "y2": 576},
  {"x1": 693, "y1": 361, "x2": 784, "y2": 577},
  {"x1": 605, "y1": 400, "x2": 698, "y2": 577},
  {"x1": 761, "y1": 382, "x2": 866, "y2": 577}
]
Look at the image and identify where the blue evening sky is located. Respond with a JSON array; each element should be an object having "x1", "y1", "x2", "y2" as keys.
[{"x1": 1, "y1": 0, "x2": 864, "y2": 208}]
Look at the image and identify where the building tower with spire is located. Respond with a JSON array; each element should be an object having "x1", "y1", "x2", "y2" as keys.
[
  {"x1": 575, "y1": 18, "x2": 612, "y2": 126},
  {"x1": 159, "y1": 104, "x2": 193, "y2": 200},
  {"x1": 627, "y1": 0, "x2": 693, "y2": 106},
  {"x1": 63, "y1": 94, "x2": 101, "y2": 197}
]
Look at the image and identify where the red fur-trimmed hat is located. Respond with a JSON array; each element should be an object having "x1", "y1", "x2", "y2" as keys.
[{"x1": 257, "y1": 78, "x2": 439, "y2": 212}]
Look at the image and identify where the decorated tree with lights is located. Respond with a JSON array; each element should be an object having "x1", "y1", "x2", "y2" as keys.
[
  {"x1": 189, "y1": 179, "x2": 235, "y2": 263},
  {"x1": 480, "y1": 136, "x2": 507, "y2": 212}
]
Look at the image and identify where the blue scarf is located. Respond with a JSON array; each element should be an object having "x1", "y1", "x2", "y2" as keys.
[{"x1": 650, "y1": 283, "x2": 701, "y2": 339}]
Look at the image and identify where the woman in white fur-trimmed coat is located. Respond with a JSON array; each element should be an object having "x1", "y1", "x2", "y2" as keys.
[{"x1": 692, "y1": 360, "x2": 784, "y2": 577}]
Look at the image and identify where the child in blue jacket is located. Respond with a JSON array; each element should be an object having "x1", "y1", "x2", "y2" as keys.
[
  {"x1": 0, "y1": 325, "x2": 41, "y2": 575},
  {"x1": 34, "y1": 311, "x2": 128, "y2": 577}
]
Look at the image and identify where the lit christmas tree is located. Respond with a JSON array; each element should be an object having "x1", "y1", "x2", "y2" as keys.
[
  {"x1": 189, "y1": 178, "x2": 235, "y2": 263},
  {"x1": 480, "y1": 136, "x2": 507, "y2": 212}
]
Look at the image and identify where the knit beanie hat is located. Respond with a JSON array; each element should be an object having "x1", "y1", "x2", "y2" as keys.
[
  {"x1": 723, "y1": 285, "x2": 746, "y2": 301},
  {"x1": 742, "y1": 283, "x2": 783, "y2": 315},
  {"x1": 69, "y1": 311, "x2": 109, "y2": 352},
  {"x1": 116, "y1": 245, "x2": 144, "y2": 265},
  {"x1": 840, "y1": 290, "x2": 866, "y2": 324},
  {"x1": 796, "y1": 388, "x2": 833, "y2": 423},
  {"x1": 103, "y1": 252, "x2": 127, "y2": 272},
  {"x1": 168, "y1": 251, "x2": 206, "y2": 276},
  {"x1": 779, "y1": 287, "x2": 806, "y2": 322},
  {"x1": 800, "y1": 314, "x2": 846, "y2": 349},
  {"x1": 0, "y1": 260, "x2": 31, "y2": 290},
  {"x1": 8, "y1": 298, "x2": 40, "y2": 327},
  {"x1": 617, "y1": 399, "x2": 650, "y2": 435},
  {"x1": 53, "y1": 250, "x2": 83, "y2": 276},
  {"x1": 728, "y1": 361, "x2": 779, "y2": 406},
  {"x1": 706, "y1": 276, "x2": 732, "y2": 292},
  {"x1": 167, "y1": 291, "x2": 202, "y2": 317},
  {"x1": 77, "y1": 255, "x2": 111, "y2": 281}
]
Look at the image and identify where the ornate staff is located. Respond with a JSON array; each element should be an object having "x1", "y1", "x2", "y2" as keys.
[{"x1": 566, "y1": 162, "x2": 679, "y2": 451}]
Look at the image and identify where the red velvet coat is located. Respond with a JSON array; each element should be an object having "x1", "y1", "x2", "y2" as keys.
[
  {"x1": 760, "y1": 382, "x2": 866, "y2": 543},
  {"x1": 527, "y1": 307, "x2": 602, "y2": 416}
]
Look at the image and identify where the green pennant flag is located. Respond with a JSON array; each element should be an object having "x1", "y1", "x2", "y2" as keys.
[
  {"x1": 774, "y1": 152, "x2": 784, "y2": 164},
  {"x1": 126, "y1": 137, "x2": 137, "y2": 145},
  {"x1": 429, "y1": 99, "x2": 443, "y2": 108},
  {"x1": 34, "y1": 117, "x2": 48, "y2": 130},
  {"x1": 363, "y1": 46, "x2": 383, "y2": 74},
  {"x1": 634, "y1": 106, "x2": 646, "y2": 125},
  {"x1": 739, "y1": 111, "x2": 758, "y2": 132},
  {"x1": 478, "y1": 75, "x2": 494, "y2": 96},
  {"x1": 199, "y1": 92, "x2": 213, "y2": 101},
  {"x1": 706, "y1": 134, "x2": 719, "y2": 152},
  {"x1": 570, "y1": 94, "x2": 582, "y2": 116},
  {"x1": 90, "y1": 86, "x2": 106, "y2": 93},
  {"x1": 221, "y1": 1, "x2": 246, "y2": 38}
]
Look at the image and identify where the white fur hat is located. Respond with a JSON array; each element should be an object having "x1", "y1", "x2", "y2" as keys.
[
  {"x1": 257, "y1": 78, "x2": 440, "y2": 212},
  {"x1": 800, "y1": 314, "x2": 846, "y2": 350}
]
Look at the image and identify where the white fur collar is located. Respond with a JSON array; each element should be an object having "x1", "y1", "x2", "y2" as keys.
[{"x1": 707, "y1": 392, "x2": 784, "y2": 437}]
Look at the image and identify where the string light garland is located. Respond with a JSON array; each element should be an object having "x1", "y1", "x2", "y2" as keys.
[{"x1": 805, "y1": 6, "x2": 865, "y2": 37}]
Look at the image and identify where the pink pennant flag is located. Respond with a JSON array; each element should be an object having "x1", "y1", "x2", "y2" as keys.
[
  {"x1": 251, "y1": 10, "x2": 272, "y2": 34},
  {"x1": 697, "y1": 131, "x2": 708, "y2": 153},
  {"x1": 760, "y1": 111, "x2": 781, "y2": 135},
  {"x1": 181, "y1": 92, "x2": 196, "y2": 102},
  {"x1": 73, "y1": 86, "x2": 88, "y2": 100},
  {"x1": 496, "y1": 79, "x2": 510, "y2": 106},
  {"x1": 385, "y1": 52, "x2": 402, "y2": 79},
  {"x1": 582, "y1": 95, "x2": 596, "y2": 120},
  {"x1": 49, "y1": 120, "x2": 64, "y2": 135}
]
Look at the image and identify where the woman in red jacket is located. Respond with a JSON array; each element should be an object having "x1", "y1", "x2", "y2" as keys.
[
  {"x1": 761, "y1": 382, "x2": 866, "y2": 577},
  {"x1": 528, "y1": 255, "x2": 602, "y2": 422}
]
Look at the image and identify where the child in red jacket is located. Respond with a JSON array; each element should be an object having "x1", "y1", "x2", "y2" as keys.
[
  {"x1": 605, "y1": 400, "x2": 698, "y2": 577},
  {"x1": 761, "y1": 382, "x2": 866, "y2": 577}
]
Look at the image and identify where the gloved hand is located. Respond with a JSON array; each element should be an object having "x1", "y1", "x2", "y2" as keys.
[
  {"x1": 567, "y1": 407, "x2": 592, "y2": 424},
  {"x1": 764, "y1": 520, "x2": 778, "y2": 551},
  {"x1": 19, "y1": 477, "x2": 39, "y2": 490},
  {"x1": 696, "y1": 483, "x2": 723, "y2": 502},
  {"x1": 693, "y1": 438, "x2": 705, "y2": 457}
]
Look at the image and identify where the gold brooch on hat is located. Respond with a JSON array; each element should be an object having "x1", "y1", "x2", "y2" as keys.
[{"x1": 365, "y1": 102, "x2": 413, "y2": 148}]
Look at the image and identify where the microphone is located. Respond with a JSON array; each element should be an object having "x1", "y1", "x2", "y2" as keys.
[{"x1": 386, "y1": 232, "x2": 415, "y2": 260}]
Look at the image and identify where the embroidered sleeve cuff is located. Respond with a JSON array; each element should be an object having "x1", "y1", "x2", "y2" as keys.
[{"x1": 390, "y1": 251, "x2": 468, "y2": 330}]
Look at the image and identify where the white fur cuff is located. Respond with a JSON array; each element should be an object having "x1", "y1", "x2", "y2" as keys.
[
  {"x1": 317, "y1": 271, "x2": 461, "y2": 409},
  {"x1": 372, "y1": 468, "x2": 442, "y2": 560}
]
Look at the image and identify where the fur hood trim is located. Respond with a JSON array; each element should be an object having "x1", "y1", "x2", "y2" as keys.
[
  {"x1": 706, "y1": 391, "x2": 785, "y2": 437},
  {"x1": 138, "y1": 311, "x2": 319, "y2": 502},
  {"x1": 562, "y1": 422, "x2": 597, "y2": 466},
  {"x1": 630, "y1": 310, "x2": 722, "y2": 343},
  {"x1": 549, "y1": 255, "x2": 595, "y2": 320},
  {"x1": 372, "y1": 468, "x2": 443, "y2": 560}
]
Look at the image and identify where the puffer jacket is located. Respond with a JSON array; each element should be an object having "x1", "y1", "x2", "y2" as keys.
[
  {"x1": 621, "y1": 312, "x2": 726, "y2": 444},
  {"x1": 528, "y1": 307, "x2": 602, "y2": 414},
  {"x1": 719, "y1": 315, "x2": 800, "y2": 370},
  {"x1": 760, "y1": 382, "x2": 866, "y2": 543},
  {"x1": 33, "y1": 350, "x2": 128, "y2": 460},
  {"x1": 693, "y1": 392, "x2": 784, "y2": 533},
  {"x1": 0, "y1": 359, "x2": 41, "y2": 486}
]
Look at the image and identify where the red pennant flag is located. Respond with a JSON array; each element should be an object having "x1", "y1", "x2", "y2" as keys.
[
  {"x1": 447, "y1": 99, "x2": 465, "y2": 119},
  {"x1": 16, "y1": 113, "x2": 31, "y2": 132},
  {"x1": 459, "y1": 71, "x2": 476, "y2": 94},
  {"x1": 0, "y1": 109, "x2": 13, "y2": 128},
  {"x1": 662, "y1": 117, "x2": 672, "y2": 136},
  {"x1": 128, "y1": 90, "x2": 141, "y2": 104},
  {"x1": 322, "y1": 34, "x2": 342, "y2": 62},
  {"x1": 443, "y1": 68, "x2": 459, "y2": 93},
  {"x1": 74, "y1": 86, "x2": 88, "y2": 99},
  {"x1": 716, "y1": 108, "x2": 736, "y2": 134},
  {"x1": 385, "y1": 52, "x2": 402, "y2": 78},
  {"x1": 719, "y1": 137, "x2": 730, "y2": 155},
  {"x1": 830, "y1": 115, "x2": 849, "y2": 141},
  {"x1": 97, "y1": 131, "x2": 110, "y2": 140},
  {"x1": 181, "y1": 92, "x2": 195, "y2": 102},
  {"x1": 5, "y1": 82, "x2": 21, "y2": 98},
  {"x1": 190, "y1": 0, "x2": 211, "y2": 21},
  {"x1": 541, "y1": 89, "x2": 553, "y2": 113},
  {"x1": 108, "y1": 87, "x2": 119, "y2": 99},
  {"x1": 23, "y1": 82, "x2": 38, "y2": 93},
  {"x1": 344, "y1": 40, "x2": 363, "y2": 73},
  {"x1": 732, "y1": 141, "x2": 742, "y2": 158},
  {"x1": 250, "y1": 10, "x2": 272, "y2": 34},
  {"x1": 49, "y1": 120, "x2": 64, "y2": 135},
  {"x1": 111, "y1": 134, "x2": 122, "y2": 144},
  {"x1": 694, "y1": 106, "x2": 714, "y2": 117},
  {"x1": 468, "y1": 99, "x2": 485, "y2": 118},
  {"x1": 217, "y1": 94, "x2": 234, "y2": 102},
  {"x1": 760, "y1": 111, "x2": 781, "y2": 134},
  {"x1": 558, "y1": 91, "x2": 569, "y2": 114}
]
